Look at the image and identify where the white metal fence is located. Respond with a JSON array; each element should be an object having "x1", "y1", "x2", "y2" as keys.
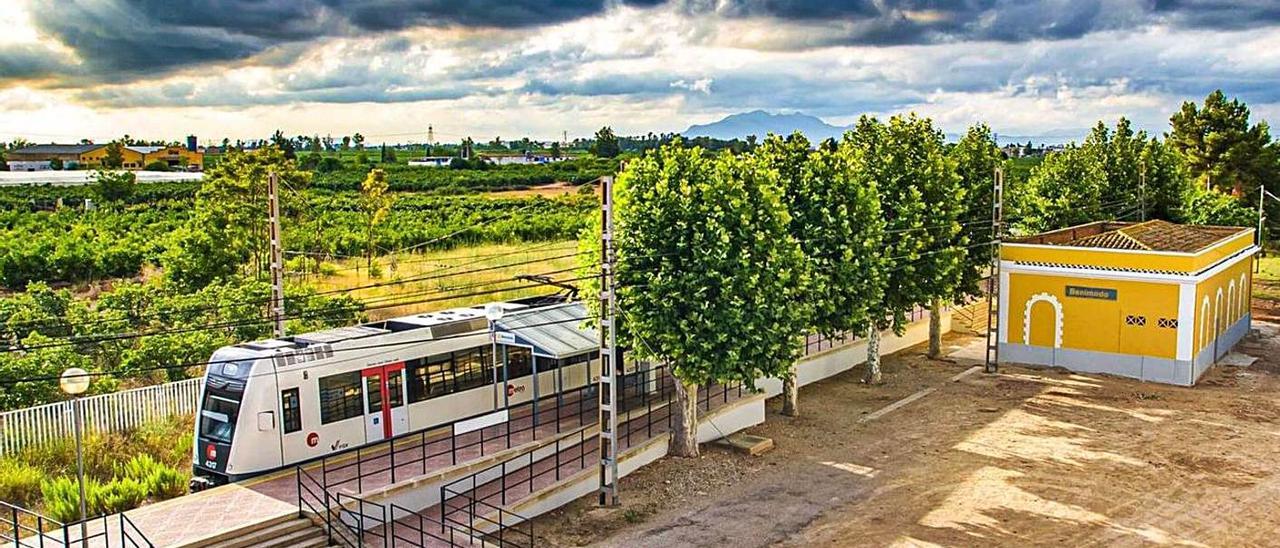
[{"x1": 0, "y1": 378, "x2": 202, "y2": 455}]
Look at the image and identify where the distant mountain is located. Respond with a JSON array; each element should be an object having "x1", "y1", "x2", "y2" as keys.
[
  {"x1": 682, "y1": 110, "x2": 850, "y2": 141},
  {"x1": 683, "y1": 110, "x2": 1089, "y2": 146}
]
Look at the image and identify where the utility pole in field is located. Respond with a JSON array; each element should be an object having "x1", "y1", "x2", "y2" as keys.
[
  {"x1": 597, "y1": 175, "x2": 620, "y2": 506},
  {"x1": 1139, "y1": 169, "x2": 1147, "y2": 222},
  {"x1": 268, "y1": 172, "x2": 286, "y2": 338},
  {"x1": 984, "y1": 166, "x2": 1004, "y2": 374}
]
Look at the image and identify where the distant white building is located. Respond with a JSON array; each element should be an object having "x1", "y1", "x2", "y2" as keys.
[
  {"x1": 480, "y1": 154, "x2": 566, "y2": 166},
  {"x1": 408, "y1": 156, "x2": 455, "y2": 167}
]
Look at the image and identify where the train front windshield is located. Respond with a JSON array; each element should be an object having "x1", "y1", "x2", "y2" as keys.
[{"x1": 198, "y1": 354, "x2": 256, "y2": 459}]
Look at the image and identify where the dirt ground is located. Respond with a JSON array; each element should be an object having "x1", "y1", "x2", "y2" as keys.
[{"x1": 531, "y1": 328, "x2": 1280, "y2": 547}]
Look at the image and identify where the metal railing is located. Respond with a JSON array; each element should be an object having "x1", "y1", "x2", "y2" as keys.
[
  {"x1": 1, "y1": 501, "x2": 154, "y2": 548},
  {"x1": 315, "y1": 380, "x2": 602, "y2": 495},
  {"x1": 0, "y1": 378, "x2": 201, "y2": 455}
]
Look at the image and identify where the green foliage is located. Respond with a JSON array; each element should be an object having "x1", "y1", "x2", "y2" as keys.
[
  {"x1": 1018, "y1": 144, "x2": 1107, "y2": 233},
  {"x1": 144, "y1": 160, "x2": 170, "y2": 172},
  {"x1": 0, "y1": 459, "x2": 45, "y2": 507},
  {"x1": 611, "y1": 139, "x2": 807, "y2": 386},
  {"x1": 756, "y1": 133, "x2": 885, "y2": 338},
  {"x1": 48, "y1": 158, "x2": 64, "y2": 171},
  {"x1": 92, "y1": 169, "x2": 138, "y2": 203},
  {"x1": 117, "y1": 455, "x2": 186, "y2": 500},
  {"x1": 103, "y1": 142, "x2": 124, "y2": 169},
  {"x1": 311, "y1": 157, "x2": 614, "y2": 193},
  {"x1": 591, "y1": 127, "x2": 621, "y2": 158},
  {"x1": 1169, "y1": 90, "x2": 1279, "y2": 198},
  {"x1": 41, "y1": 476, "x2": 94, "y2": 522},
  {"x1": 360, "y1": 168, "x2": 394, "y2": 265},
  {"x1": 96, "y1": 477, "x2": 148, "y2": 514},
  {"x1": 1140, "y1": 138, "x2": 1193, "y2": 222},
  {"x1": 949, "y1": 124, "x2": 1005, "y2": 299},
  {"x1": 845, "y1": 115, "x2": 935, "y2": 332},
  {"x1": 1179, "y1": 185, "x2": 1256, "y2": 227}
]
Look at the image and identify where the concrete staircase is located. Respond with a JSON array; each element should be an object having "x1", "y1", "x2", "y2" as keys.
[{"x1": 200, "y1": 515, "x2": 333, "y2": 548}]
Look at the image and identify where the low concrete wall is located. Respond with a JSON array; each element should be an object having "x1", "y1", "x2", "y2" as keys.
[{"x1": 757, "y1": 311, "x2": 950, "y2": 397}]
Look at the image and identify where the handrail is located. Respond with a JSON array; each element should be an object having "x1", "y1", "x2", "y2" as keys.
[{"x1": 1, "y1": 500, "x2": 156, "y2": 548}]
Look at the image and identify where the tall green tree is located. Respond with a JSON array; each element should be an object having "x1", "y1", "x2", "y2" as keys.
[
  {"x1": 359, "y1": 168, "x2": 394, "y2": 269},
  {"x1": 845, "y1": 115, "x2": 931, "y2": 383},
  {"x1": 103, "y1": 142, "x2": 124, "y2": 169},
  {"x1": 91, "y1": 170, "x2": 137, "y2": 204},
  {"x1": 162, "y1": 147, "x2": 310, "y2": 290},
  {"x1": 1169, "y1": 90, "x2": 1279, "y2": 198},
  {"x1": 1083, "y1": 118, "x2": 1146, "y2": 209},
  {"x1": 1139, "y1": 137, "x2": 1192, "y2": 222},
  {"x1": 611, "y1": 140, "x2": 806, "y2": 456},
  {"x1": 1018, "y1": 145, "x2": 1106, "y2": 232},
  {"x1": 592, "y1": 127, "x2": 621, "y2": 158},
  {"x1": 758, "y1": 133, "x2": 885, "y2": 415},
  {"x1": 949, "y1": 124, "x2": 1004, "y2": 302}
]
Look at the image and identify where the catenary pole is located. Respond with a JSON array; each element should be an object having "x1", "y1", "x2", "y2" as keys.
[
  {"x1": 268, "y1": 171, "x2": 286, "y2": 338},
  {"x1": 598, "y1": 175, "x2": 620, "y2": 506},
  {"x1": 984, "y1": 166, "x2": 1004, "y2": 374}
]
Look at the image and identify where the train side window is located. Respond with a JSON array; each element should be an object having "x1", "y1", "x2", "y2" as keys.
[
  {"x1": 281, "y1": 388, "x2": 301, "y2": 434},
  {"x1": 454, "y1": 348, "x2": 489, "y2": 391},
  {"x1": 407, "y1": 358, "x2": 429, "y2": 404},
  {"x1": 427, "y1": 354, "x2": 454, "y2": 398},
  {"x1": 318, "y1": 372, "x2": 363, "y2": 424}
]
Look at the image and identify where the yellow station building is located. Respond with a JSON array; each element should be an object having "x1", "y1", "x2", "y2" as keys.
[{"x1": 998, "y1": 220, "x2": 1257, "y2": 386}]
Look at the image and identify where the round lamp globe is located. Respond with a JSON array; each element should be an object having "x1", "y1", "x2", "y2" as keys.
[{"x1": 59, "y1": 368, "x2": 91, "y2": 396}]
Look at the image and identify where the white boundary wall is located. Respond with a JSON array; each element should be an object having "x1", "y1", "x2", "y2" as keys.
[{"x1": 0, "y1": 378, "x2": 202, "y2": 455}]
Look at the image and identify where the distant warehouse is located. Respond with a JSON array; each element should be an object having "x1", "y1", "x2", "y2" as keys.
[
  {"x1": 5, "y1": 143, "x2": 203, "y2": 171},
  {"x1": 998, "y1": 220, "x2": 1257, "y2": 386}
]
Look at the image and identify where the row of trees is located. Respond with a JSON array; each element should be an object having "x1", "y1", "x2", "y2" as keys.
[{"x1": 596, "y1": 114, "x2": 998, "y2": 456}]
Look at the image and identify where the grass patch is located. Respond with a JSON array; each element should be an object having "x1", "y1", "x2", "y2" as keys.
[{"x1": 306, "y1": 241, "x2": 583, "y2": 320}]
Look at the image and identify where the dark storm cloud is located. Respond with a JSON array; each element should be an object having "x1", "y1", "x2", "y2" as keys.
[
  {"x1": 678, "y1": 0, "x2": 1280, "y2": 45},
  {"x1": 26, "y1": 0, "x2": 662, "y2": 81},
  {"x1": 0, "y1": 43, "x2": 75, "y2": 83}
]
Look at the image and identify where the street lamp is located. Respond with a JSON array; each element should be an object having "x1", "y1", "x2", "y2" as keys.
[
  {"x1": 485, "y1": 304, "x2": 505, "y2": 410},
  {"x1": 59, "y1": 368, "x2": 90, "y2": 545}
]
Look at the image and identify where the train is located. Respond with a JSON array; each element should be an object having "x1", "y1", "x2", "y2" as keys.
[{"x1": 190, "y1": 297, "x2": 603, "y2": 488}]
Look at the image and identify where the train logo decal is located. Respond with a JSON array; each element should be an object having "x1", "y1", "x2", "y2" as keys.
[
  {"x1": 330, "y1": 439, "x2": 349, "y2": 451},
  {"x1": 506, "y1": 384, "x2": 526, "y2": 397},
  {"x1": 306, "y1": 432, "x2": 319, "y2": 447}
]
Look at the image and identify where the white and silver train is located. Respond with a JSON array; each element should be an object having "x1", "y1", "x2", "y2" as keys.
[{"x1": 191, "y1": 297, "x2": 604, "y2": 487}]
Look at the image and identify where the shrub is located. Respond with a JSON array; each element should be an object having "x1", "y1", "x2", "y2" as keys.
[
  {"x1": 143, "y1": 161, "x2": 170, "y2": 172},
  {"x1": 41, "y1": 476, "x2": 98, "y2": 522},
  {"x1": 95, "y1": 477, "x2": 147, "y2": 514},
  {"x1": 0, "y1": 459, "x2": 45, "y2": 507}
]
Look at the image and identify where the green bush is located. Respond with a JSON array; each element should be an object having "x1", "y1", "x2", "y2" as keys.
[
  {"x1": 41, "y1": 475, "x2": 97, "y2": 522},
  {"x1": 95, "y1": 477, "x2": 147, "y2": 514},
  {"x1": 0, "y1": 459, "x2": 46, "y2": 507}
]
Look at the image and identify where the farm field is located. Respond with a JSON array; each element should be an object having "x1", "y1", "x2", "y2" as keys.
[
  {"x1": 305, "y1": 240, "x2": 584, "y2": 320},
  {"x1": 534, "y1": 330, "x2": 1280, "y2": 547}
]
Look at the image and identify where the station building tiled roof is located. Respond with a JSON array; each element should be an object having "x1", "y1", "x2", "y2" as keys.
[{"x1": 1012, "y1": 220, "x2": 1248, "y2": 254}]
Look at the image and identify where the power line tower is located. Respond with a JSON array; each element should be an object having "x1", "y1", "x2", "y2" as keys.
[
  {"x1": 984, "y1": 166, "x2": 1004, "y2": 374},
  {"x1": 267, "y1": 172, "x2": 286, "y2": 338},
  {"x1": 597, "y1": 175, "x2": 620, "y2": 506}
]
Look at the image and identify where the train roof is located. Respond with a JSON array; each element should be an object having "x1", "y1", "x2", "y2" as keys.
[{"x1": 236, "y1": 299, "x2": 552, "y2": 354}]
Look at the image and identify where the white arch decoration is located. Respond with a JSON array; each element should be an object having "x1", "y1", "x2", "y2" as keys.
[
  {"x1": 1200, "y1": 297, "x2": 1210, "y2": 352},
  {"x1": 1215, "y1": 288, "x2": 1224, "y2": 337},
  {"x1": 1228, "y1": 280, "x2": 1236, "y2": 324},
  {"x1": 1240, "y1": 272, "x2": 1249, "y2": 318},
  {"x1": 1023, "y1": 293, "x2": 1064, "y2": 348}
]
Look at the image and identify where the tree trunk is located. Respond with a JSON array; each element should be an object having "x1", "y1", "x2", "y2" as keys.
[
  {"x1": 670, "y1": 379, "x2": 700, "y2": 457},
  {"x1": 782, "y1": 367, "x2": 798, "y2": 417},
  {"x1": 927, "y1": 298, "x2": 943, "y2": 359},
  {"x1": 865, "y1": 326, "x2": 883, "y2": 384}
]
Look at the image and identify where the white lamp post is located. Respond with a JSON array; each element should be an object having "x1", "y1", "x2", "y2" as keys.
[
  {"x1": 485, "y1": 304, "x2": 505, "y2": 410},
  {"x1": 59, "y1": 368, "x2": 90, "y2": 545}
]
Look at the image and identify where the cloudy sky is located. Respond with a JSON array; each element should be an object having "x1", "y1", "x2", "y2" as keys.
[{"x1": 1, "y1": 0, "x2": 1278, "y2": 145}]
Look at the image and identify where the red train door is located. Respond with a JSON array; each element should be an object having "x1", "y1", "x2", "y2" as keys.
[{"x1": 362, "y1": 362, "x2": 406, "y2": 443}]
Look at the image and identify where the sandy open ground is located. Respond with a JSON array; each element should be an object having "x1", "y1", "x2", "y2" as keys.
[{"x1": 533, "y1": 326, "x2": 1280, "y2": 547}]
